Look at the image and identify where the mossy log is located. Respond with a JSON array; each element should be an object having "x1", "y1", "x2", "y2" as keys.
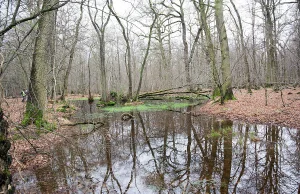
[
  {"x1": 138, "y1": 84, "x2": 206, "y2": 98},
  {"x1": 139, "y1": 88, "x2": 211, "y2": 99}
]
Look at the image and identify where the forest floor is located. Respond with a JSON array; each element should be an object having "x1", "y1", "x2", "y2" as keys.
[
  {"x1": 3, "y1": 87, "x2": 300, "y2": 173},
  {"x1": 2, "y1": 98, "x2": 78, "y2": 174},
  {"x1": 194, "y1": 87, "x2": 300, "y2": 129}
]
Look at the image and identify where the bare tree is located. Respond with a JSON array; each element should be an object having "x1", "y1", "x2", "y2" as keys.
[
  {"x1": 88, "y1": 0, "x2": 111, "y2": 102},
  {"x1": 107, "y1": 0, "x2": 133, "y2": 99},
  {"x1": 230, "y1": 0, "x2": 252, "y2": 93},
  {"x1": 259, "y1": 0, "x2": 278, "y2": 88},
  {"x1": 135, "y1": 0, "x2": 158, "y2": 100},
  {"x1": 0, "y1": 0, "x2": 70, "y2": 37},
  {"x1": 60, "y1": 0, "x2": 84, "y2": 101}
]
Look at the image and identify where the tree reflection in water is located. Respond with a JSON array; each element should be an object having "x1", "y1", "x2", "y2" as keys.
[{"x1": 13, "y1": 105, "x2": 300, "y2": 193}]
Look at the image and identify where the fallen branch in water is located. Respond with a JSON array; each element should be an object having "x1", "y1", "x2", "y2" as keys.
[{"x1": 60, "y1": 120, "x2": 104, "y2": 127}]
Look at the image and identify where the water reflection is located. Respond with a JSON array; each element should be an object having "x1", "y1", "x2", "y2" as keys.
[{"x1": 13, "y1": 103, "x2": 300, "y2": 194}]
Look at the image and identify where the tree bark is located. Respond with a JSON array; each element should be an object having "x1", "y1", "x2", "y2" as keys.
[
  {"x1": 260, "y1": 0, "x2": 278, "y2": 88},
  {"x1": 0, "y1": 109, "x2": 12, "y2": 193},
  {"x1": 27, "y1": 0, "x2": 59, "y2": 121},
  {"x1": 193, "y1": 0, "x2": 220, "y2": 92},
  {"x1": 215, "y1": 0, "x2": 234, "y2": 104}
]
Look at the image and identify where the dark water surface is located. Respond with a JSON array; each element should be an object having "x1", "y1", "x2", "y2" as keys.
[{"x1": 13, "y1": 101, "x2": 300, "y2": 193}]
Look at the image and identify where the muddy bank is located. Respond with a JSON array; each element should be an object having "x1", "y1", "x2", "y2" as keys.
[{"x1": 194, "y1": 87, "x2": 300, "y2": 129}]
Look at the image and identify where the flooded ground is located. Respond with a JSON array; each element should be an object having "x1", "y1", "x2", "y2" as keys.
[{"x1": 13, "y1": 101, "x2": 300, "y2": 193}]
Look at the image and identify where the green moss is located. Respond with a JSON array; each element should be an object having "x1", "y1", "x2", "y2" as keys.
[
  {"x1": 212, "y1": 88, "x2": 221, "y2": 100},
  {"x1": 22, "y1": 103, "x2": 56, "y2": 130},
  {"x1": 96, "y1": 100, "x2": 116, "y2": 107},
  {"x1": 12, "y1": 134, "x2": 22, "y2": 140},
  {"x1": 22, "y1": 103, "x2": 43, "y2": 126},
  {"x1": 110, "y1": 91, "x2": 117, "y2": 98},
  {"x1": 100, "y1": 102, "x2": 195, "y2": 113},
  {"x1": 212, "y1": 87, "x2": 236, "y2": 103},
  {"x1": 42, "y1": 122, "x2": 56, "y2": 131},
  {"x1": 107, "y1": 101, "x2": 116, "y2": 106},
  {"x1": 57, "y1": 102, "x2": 76, "y2": 112}
]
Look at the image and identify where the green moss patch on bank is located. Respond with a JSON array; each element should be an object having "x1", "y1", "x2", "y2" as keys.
[{"x1": 100, "y1": 102, "x2": 197, "y2": 113}]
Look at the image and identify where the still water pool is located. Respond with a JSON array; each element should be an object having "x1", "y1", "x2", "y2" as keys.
[{"x1": 13, "y1": 101, "x2": 300, "y2": 193}]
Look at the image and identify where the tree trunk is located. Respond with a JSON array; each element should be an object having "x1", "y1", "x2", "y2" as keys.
[
  {"x1": 88, "y1": 0, "x2": 111, "y2": 102},
  {"x1": 108, "y1": 1, "x2": 132, "y2": 99},
  {"x1": 230, "y1": 0, "x2": 252, "y2": 93},
  {"x1": 0, "y1": 109, "x2": 12, "y2": 193},
  {"x1": 215, "y1": 0, "x2": 234, "y2": 104},
  {"x1": 194, "y1": 0, "x2": 220, "y2": 93},
  {"x1": 60, "y1": 1, "x2": 83, "y2": 101},
  {"x1": 26, "y1": 0, "x2": 59, "y2": 122},
  {"x1": 261, "y1": 0, "x2": 278, "y2": 88},
  {"x1": 252, "y1": 1, "x2": 258, "y2": 87},
  {"x1": 99, "y1": 34, "x2": 108, "y2": 101},
  {"x1": 181, "y1": 9, "x2": 190, "y2": 89},
  {"x1": 87, "y1": 48, "x2": 93, "y2": 100},
  {"x1": 135, "y1": 11, "x2": 157, "y2": 100}
]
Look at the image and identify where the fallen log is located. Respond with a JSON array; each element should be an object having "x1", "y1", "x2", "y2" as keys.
[
  {"x1": 60, "y1": 120, "x2": 104, "y2": 127},
  {"x1": 139, "y1": 90, "x2": 211, "y2": 99},
  {"x1": 138, "y1": 84, "x2": 205, "y2": 98}
]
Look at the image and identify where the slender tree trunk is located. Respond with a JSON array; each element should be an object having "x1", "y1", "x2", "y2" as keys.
[
  {"x1": 157, "y1": 22, "x2": 168, "y2": 83},
  {"x1": 60, "y1": 1, "x2": 83, "y2": 101},
  {"x1": 194, "y1": 0, "x2": 220, "y2": 94},
  {"x1": 108, "y1": 1, "x2": 132, "y2": 99},
  {"x1": 99, "y1": 34, "x2": 108, "y2": 101},
  {"x1": 135, "y1": 10, "x2": 157, "y2": 100},
  {"x1": 181, "y1": 9, "x2": 190, "y2": 88},
  {"x1": 88, "y1": 0, "x2": 111, "y2": 102},
  {"x1": 230, "y1": 0, "x2": 252, "y2": 93},
  {"x1": 117, "y1": 38, "x2": 122, "y2": 91},
  {"x1": 87, "y1": 48, "x2": 92, "y2": 100},
  {"x1": 252, "y1": 1, "x2": 258, "y2": 87}
]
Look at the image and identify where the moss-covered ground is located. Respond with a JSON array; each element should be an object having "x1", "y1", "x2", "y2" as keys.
[{"x1": 100, "y1": 101, "x2": 197, "y2": 113}]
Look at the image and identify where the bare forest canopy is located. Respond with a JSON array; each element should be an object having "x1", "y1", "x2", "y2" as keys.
[{"x1": 0, "y1": 0, "x2": 300, "y2": 99}]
